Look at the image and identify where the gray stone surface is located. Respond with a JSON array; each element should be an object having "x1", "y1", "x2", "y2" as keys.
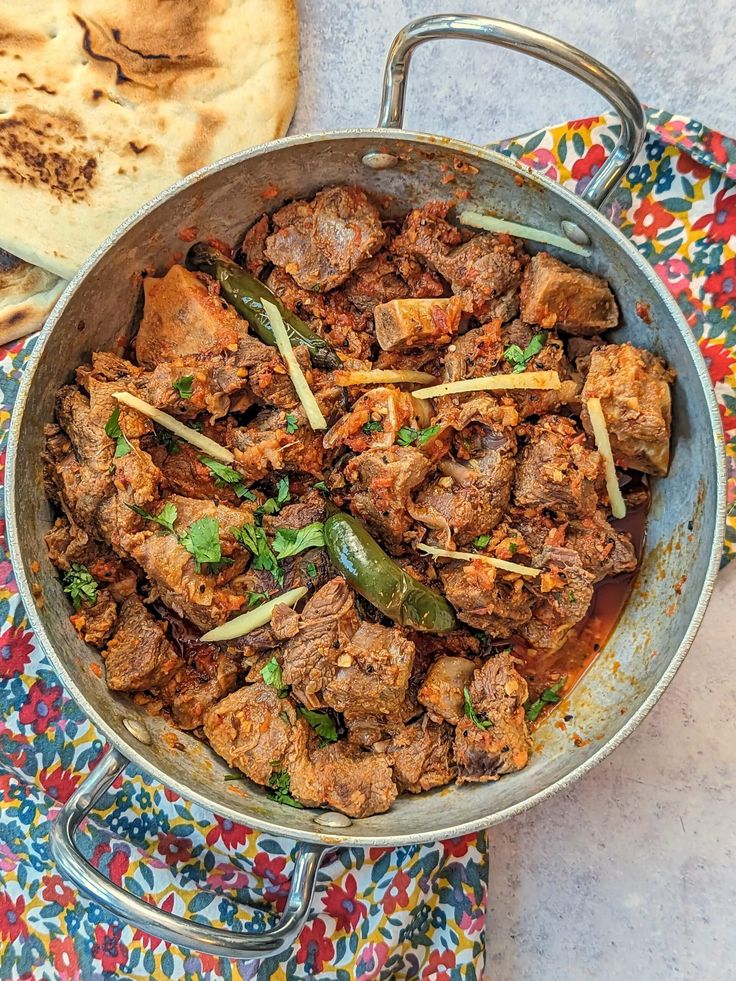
[{"x1": 293, "y1": 3, "x2": 735, "y2": 978}]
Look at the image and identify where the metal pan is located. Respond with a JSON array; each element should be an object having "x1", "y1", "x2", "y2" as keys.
[{"x1": 6, "y1": 14, "x2": 726, "y2": 959}]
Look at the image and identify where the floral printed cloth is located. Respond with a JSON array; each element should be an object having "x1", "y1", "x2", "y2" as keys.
[{"x1": 1, "y1": 108, "x2": 734, "y2": 981}]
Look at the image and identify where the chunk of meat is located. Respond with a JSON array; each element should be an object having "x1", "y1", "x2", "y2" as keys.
[
  {"x1": 441, "y1": 560, "x2": 533, "y2": 636},
  {"x1": 204, "y1": 684, "x2": 310, "y2": 785},
  {"x1": 514, "y1": 415, "x2": 602, "y2": 517},
  {"x1": 499, "y1": 322, "x2": 580, "y2": 418},
  {"x1": 322, "y1": 622, "x2": 415, "y2": 716},
  {"x1": 417, "y1": 655, "x2": 476, "y2": 724},
  {"x1": 345, "y1": 446, "x2": 432, "y2": 553},
  {"x1": 440, "y1": 233, "x2": 526, "y2": 323},
  {"x1": 374, "y1": 297, "x2": 462, "y2": 352},
  {"x1": 45, "y1": 516, "x2": 138, "y2": 602},
  {"x1": 102, "y1": 596, "x2": 182, "y2": 691},
  {"x1": 442, "y1": 322, "x2": 503, "y2": 382},
  {"x1": 455, "y1": 652, "x2": 531, "y2": 783},
  {"x1": 135, "y1": 265, "x2": 240, "y2": 368},
  {"x1": 581, "y1": 343, "x2": 674, "y2": 476},
  {"x1": 289, "y1": 741, "x2": 398, "y2": 817},
  {"x1": 69, "y1": 588, "x2": 118, "y2": 647},
  {"x1": 392, "y1": 200, "x2": 463, "y2": 270},
  {"x1": 232, "y1": 407, "x2": 325, "y2": 481},
  {"x1": 520, "y1": 252, "x2": 618, "y2": 335},
  {"x1": 238, "y1": 215, "x2": 270, "y2": 277},
  {"x1": 280, "y1": 578, "x2": 360, "y2": 708},
  {"x1": 564, "y1": 511, "x2": 637, "y2": 582},
  {"x1": 323, "y1": 387, "x2": 416, "y2": 453},
  {"x1": 415, "y1": 426, "x2": 516, "y2": 547},
  {"x1": 521, "y1": 546, "x2": 595, "y2": 651},
  {"x1": 385, "y1": 719, "x2": 455, "y2": 792},
  {"x1": 265, "y1": 186, "x2": 386, "y2": 292},
  {"x1": 158, "y1": 442, "x2": 242, "y2": 503},
  {"x1": 343, "y1": 248, "x2": 444, "y2": 312},
  {"x1": 263, "y1": 491, "x2": 326, "y2": 534}
]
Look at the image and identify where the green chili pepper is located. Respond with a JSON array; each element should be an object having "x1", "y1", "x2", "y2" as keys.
[
  {"x1": 185, "y1": 243, "x2": 339, "y2": 370},
  {"x1": 324, "y1": 512, "x2": 457, "y2": 634}
]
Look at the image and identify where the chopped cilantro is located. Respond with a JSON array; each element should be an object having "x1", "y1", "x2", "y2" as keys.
[
  {"x1": 257, "y1": 476, "x2": 291, "y2": 516},
  {"x1": 463, "y1": 687, "x2": 493, "y2": 730},
  {"x1": 247, "y1": 590, "x2": 269, "y2": 608},
  {"x1": 525, "y1": 677, "x2": 568, "y2": 722},
  {"x1": 179, "y1": 516, "x2": 227, "y2": 573},
  {"x1": 105, "y1": 406, "x2": 131, "y2": 458},
  {"x1": 261, "y1": 655, "x2": 288, "y2": 697},
  {"x1": 568, "y1": 591, "x2": 577, "y2": 603},
  {"x1": 396, "y1": 423, "x2": 441, "y2": 447},
  {"x1": 305, "y1": 561, "x2": 318, "y2": 579},
  {"x1": 126, "y1": 501, "x2": 178, "y2": 534},
  {"x1": 232, "y1": 522, "x2": 283, "y2": 583},
  {"x1": 299, "y1": 707, "x2": 338, "y2": 746},
  {"x1": 63, "y1": 564, "x2": 98, "y2": 611},
  {"x1": 268, "y1": 768, "x2": 303, "y2": 808},
  {"x1": 473, "y1": 534, "x2": 491, "y2": 549},
  {"x1": 223, "y1": 773, "x2": 244, "y2": 782},
  {"x1": 508, "y1": 541, "x2": 519, "y2": 554},
  {"x1": 503, "y1": 332, "x2": 546, "y2": 373},
  {"x1": 172, "y1": 375, "x2": 194, "y2": 399},
  {"x1": 154, "y1": 425, "x2": 180, "y2": 455},
  {"x1": 362, "y1": 419, "x2": 383, "y2": 435},
  {"x1": 279, "y1": 710, "x2": 292, "y2": 725},
  {"x1": 284, "y1": 413, "x2": 299, "y2": 435},
  {"x1": 313, "y1": 480, "x2": 328, "y2": 494},
  {"x1": 272, "y1": 522, "x2": 325, "y2": 560},
  {"x1": 199, "y1": 456, "x2": 253, "y2": 499}
]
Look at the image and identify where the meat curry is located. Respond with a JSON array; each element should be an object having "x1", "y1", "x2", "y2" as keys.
[{"x1": 43, "y1": 185, "x2": 674, "y2": 817}]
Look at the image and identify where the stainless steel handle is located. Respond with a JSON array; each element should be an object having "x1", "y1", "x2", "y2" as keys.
[
  {"x1": 377, "y1": 14, "x2": 645, "y2": 210},
  {"x1": 50, "y1": 747, "x2": 327, "y2": 960}
]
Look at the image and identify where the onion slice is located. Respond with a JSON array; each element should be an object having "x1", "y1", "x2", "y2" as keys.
[
  {"x1": 459, "y1": 210, "x2": 592, "y2": 257},
  {"x1": 334, "y1": 369, "x2": 437, "y2": 386},
  {"x1": 586, "y1": 396, "x2": 626, "y2": 519},
  {"x1": 412, "y1": 370, "x2": 560, "y2": 400},
  {"x1": 200, "y1": 586, "x2": 307, "y2": 642},
  {"x1": 262, "y1": 298, "x2": 327, "y2": 431},
  {"x1": 417, "y1": 543, "x2": 541, "y2": 578},
  {"x1": 112, "y1": 392, "x2": 234, "y2": 463}
]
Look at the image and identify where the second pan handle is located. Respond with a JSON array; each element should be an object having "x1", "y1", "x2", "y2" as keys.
[{"x1": 376, "y1": 14, "x2": 645, "y2": 210}]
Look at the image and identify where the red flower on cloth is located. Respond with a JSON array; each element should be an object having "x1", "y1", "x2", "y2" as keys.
[
  {"x1": 569, "y1": 115, "x2": 604, "y2": 130},
  {"x1": 0, "y1": 625, "x2": 33, "y2": 678},
  {"x1": 132, "y1": 893, "x2": 175, "y2": 950},
  {"x1": 50, "y1": 936, "x2": 81, "y2": 981},
  {"x1": 704, "y1": 257, "x2": 736, "y2": 307},
  {"x1": 693, "y1": 188, "x2": 736, "y2": 242},
  {"x1": 92, "y1": 924, "x2": 128, "y2": 973},
  {"x1": 700, "y1": 340, "x2": 736, "y2": 385},
  {"x1": 41, "y1": 873, "x2": 75, "y2": 907},
  {"x1": 631, "y1": 199, "x2": 675, "y2": 238},
  {"x1": 205, "y1": 813, "x2": 251, "y2": 849},
  {"x1": 571, "y1": 143, "x2": 606, "y2": 179},
  {"x1": 39, "y1": 765, "x2": 79, "y2": 803},
  {"x1": 322, "y1": 872, "x2": 367, "y2": 932},
  {"x1": 296, "y1": 916, "x2": 334, "y2": 975},
  {"x1": 719, "y1": 401, "x2": 736, "y2": 436},
  {"x1": 17, "y1": 678, "x2": 63, "y2": 733},
  {"x1": 382, "y1": 869, "x2": 411, "y2": 914},
  {"x1": 0, "y1": 892, "x2": 26, "y2": 943},
  {"x1": 421, "y1": 948, "x2": 457, "y2": 980},
  {"x1": 677, "y1": 152, "x2": 711, "y2": 179},
  {"x1": 704, "y1": 130, "x2": 729, "y2": 167},
  {"x1": 441, "y1": 833, "x2": 476, "y2": 859},
  {"x1": 91, "y1": 842, "x2": 130, "y2": 886},
  {"x1": 253, "y1": 852, "x2": 290, "y2": 902},
  {"x1": 156, "y1": 832, "x2": 192, "y2": 866},
  {"x1": 654, "y1": 257, "x2": 694, "y2": 299}
]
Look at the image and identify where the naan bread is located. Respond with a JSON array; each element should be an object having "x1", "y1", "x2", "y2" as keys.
[
  {"x1": 0, "y1": 249, "x2": 66, "y2": 344},
  {"x1": 0, "y1": 0, "x2": 298, "y2": 279}
]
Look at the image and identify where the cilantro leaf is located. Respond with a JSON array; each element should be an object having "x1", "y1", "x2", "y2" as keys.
[
  {"x1": 179, "y1": 516, "x2": 225, "y2": 573},
  {"x1": 508, "y1": 541, "x2": 519, "y2": 554},
  {"x1": 172, "y1": 375, "x2": 194, "y2": 399},
  {"x1": 525, "y1": 676, "x2": 567, "y2": 722},
  {"x1": 396, "y1": 423, "x2": 441, "y2": 447},
  {"x1": 305, "y1": 561, "x2": 318, "y2": 578},
  {"x1": 63, "y1": 563, "x2": 98, "y2": 611},
  {"x1": 473, "y1": 534, "x2": 491, "y2": 549},
  {"x1": 299, "y1": 707, "x2": 338, "y2": 746},
  {"x1": 285, "y1": 413, "x2": 299, "y2": 435},
  {"x1": 313, "y1": 480, "x2": 328, "y2": 494},
  {"x1": 105, "y1": 406, "x2": 131, "y2": 458},
  {"x1": 261, "y1": 655, "x2": 288, "y2": 697},
  {"x1": 247, "y1": 590, "x2": 270, "y2": 608},
  {"x1": 126, "y1": 501, "x2": 178, "y2": 534},
  {"x1": 232, "y1": 522, "x2": 283, "y2": 583},
  {"x1": 257, "y1": 476, "x2": 291, "y2": 516},
  {"x1": 223, "y1": 773, "x2": 244, "y2": 782},
  {"x1": 268, "y1": 768, "x2": 303, "y2": 808},
  {"x1": 199, "y1": 456, "x2": 253, "y2": 499},
  {"x1": 463, "y1": 687, "x2": 493, "y2": 730},
  {"x1": 503, "y1": 332, "x2": 546, "y2": 373},
  {"x1": 154, "y1": 425, "x2": 180, "y2": 455},
  {"x1": 272, "y1": 522, "x2": 325, "y2": 560},
  {"x1": 362, "y1": 419, "x2": 383, "y2": 435}
]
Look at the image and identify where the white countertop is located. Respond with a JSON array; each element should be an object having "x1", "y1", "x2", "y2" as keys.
[{"x1": 296, "y1": 2, "x2": 735, "y2": 977}]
